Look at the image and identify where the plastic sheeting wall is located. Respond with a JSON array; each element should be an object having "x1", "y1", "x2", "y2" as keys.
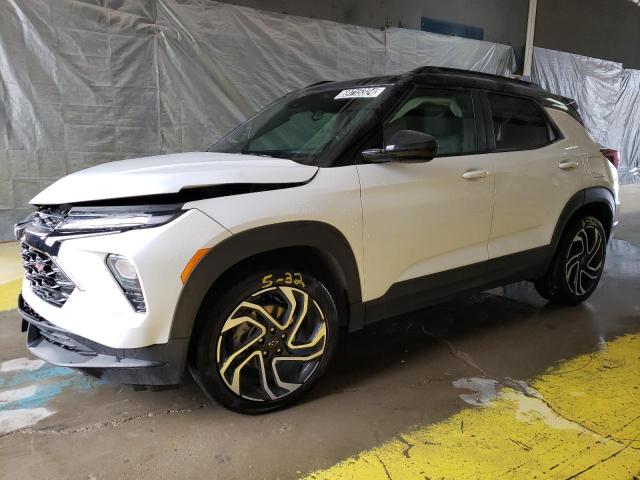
[
  {"x1": 532, "y1": 47, "x2": 640, "y2": 184},
  {"x1": 0, "y1": 0, "x2": 516, "y2": 240}
]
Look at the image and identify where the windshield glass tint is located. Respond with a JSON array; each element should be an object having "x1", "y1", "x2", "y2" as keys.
[{"x1": 209, "y1": 88, "x2": 387, "y2": 166}]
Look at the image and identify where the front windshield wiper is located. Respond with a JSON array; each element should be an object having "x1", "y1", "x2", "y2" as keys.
[
  {"x1": 244, "y1": 150, "x2": 297, "y2": 160},
  {"x1": 236, "y1": 149, "x2": 316, "y2": 163}
]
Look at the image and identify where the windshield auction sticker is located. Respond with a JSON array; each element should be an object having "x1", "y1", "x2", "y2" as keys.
[{"x1": 334, "y1": 87, "x2": 386, "y2": 99}]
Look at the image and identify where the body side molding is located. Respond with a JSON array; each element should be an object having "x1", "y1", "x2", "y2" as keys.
[
  {"x1": 364, "y1": 261, "x2": 486, "y2": 325},
  {"x1": 170, "y1": 221, "x2": 363, "y2": 340},
  {"x1": 362, "y1": 246, "x2": 552, "y2": 327}
]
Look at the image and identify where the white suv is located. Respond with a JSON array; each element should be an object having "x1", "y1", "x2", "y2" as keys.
[{"x1": 15, "y1": 67, "x2": 619, "y2": 413}]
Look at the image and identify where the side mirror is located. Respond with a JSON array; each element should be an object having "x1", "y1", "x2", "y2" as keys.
[{"x1": 362, "y1": 130, "x2": 439, "y2": 163}]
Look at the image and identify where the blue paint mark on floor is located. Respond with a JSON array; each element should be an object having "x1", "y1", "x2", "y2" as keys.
[
  {"x1": 6, "y1": 365, "x2": 75, "y2": 388},
  {"x1": 0, "y1": 363, "x2": 106, "y2": 411}
]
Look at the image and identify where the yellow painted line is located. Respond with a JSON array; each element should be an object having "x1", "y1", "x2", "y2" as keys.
[
  {"x1": 304, "y1": 334, "x2": 640, "y2": 480},
  {"x1": 0, "y1": 242, "x2": 22, "y2": 284},
  {"x1": 0, "y1": 242, "x2": 22, "y2": 312},
  {"x1": 0, "y1": 278, "x2": 21, "y2": 312}
]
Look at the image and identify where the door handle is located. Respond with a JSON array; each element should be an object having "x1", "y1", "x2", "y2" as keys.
[
  {"x1": 558, "y1": 160, "x2": 579, "y2": 170},
  {"x1": 462, "y1": 169, "x2": 489, "y2": 180}
]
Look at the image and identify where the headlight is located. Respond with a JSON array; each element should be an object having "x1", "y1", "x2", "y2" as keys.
[{"x1": 55, "y1": 206, "x2": 183, "y2": 233}]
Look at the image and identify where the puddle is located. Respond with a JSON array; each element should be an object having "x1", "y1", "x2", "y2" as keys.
[
  {"x1": 453, "y1": 377, "x2": 598, "y2": 435},
  {"x1": 452, "y1": 377, "x2": 500, "y2": 406}
]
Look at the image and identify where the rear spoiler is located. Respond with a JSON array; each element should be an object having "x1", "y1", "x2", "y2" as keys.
[
  {"x1": 543, "y1": 94, "x2": 584, "y2": 126},
  {"x1": 563, "y1": 97, "x2": 584, "y2": 126},
  {"x1": 562, "y1": 96, "x2": 578, "y2": 109}
]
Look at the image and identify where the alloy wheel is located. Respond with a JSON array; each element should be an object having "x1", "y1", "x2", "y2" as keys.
[
  {"x1": 565, "y1": 223, "x2": 605, "y2": 296},
  {"x1": 216, "y1": 286, "x2": 327, "y2": 401}
]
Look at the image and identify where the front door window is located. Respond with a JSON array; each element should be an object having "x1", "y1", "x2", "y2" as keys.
[{"x1": 384, "y1": 89, "x2": 477, "y2": 156}]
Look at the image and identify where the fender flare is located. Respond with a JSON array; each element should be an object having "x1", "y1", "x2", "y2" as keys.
[
  {"x1": 169, "y1": 221, "x2": 363, "y2": 340},
  {"x1": 550, "y1": 186, "x2": 616, "y2": 253}
]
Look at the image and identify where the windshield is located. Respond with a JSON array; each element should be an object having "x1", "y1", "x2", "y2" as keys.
[{"x1": 209, "y1": 86, "x2": 390, "y2": 166}]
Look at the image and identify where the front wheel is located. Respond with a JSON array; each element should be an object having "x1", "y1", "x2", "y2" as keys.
[
  {"x1": 535, "y1": 215, "x2": 607, "y2": 305},
  {"x1": 191, "y1": 267, "x2": 339, "y2": 414}
]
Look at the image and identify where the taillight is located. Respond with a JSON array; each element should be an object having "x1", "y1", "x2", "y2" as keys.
[{"x1": 601, "y1": 148, "x2": 620, "y2": 169}]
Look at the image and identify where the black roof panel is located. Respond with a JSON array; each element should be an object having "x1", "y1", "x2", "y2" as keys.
[{"x1": 304, "y1": 66, "x2": 583, "y2": 124}]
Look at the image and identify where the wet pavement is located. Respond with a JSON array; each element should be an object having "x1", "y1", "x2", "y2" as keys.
[
  {"x1": 0, "y1": 234, "x2": 639, "y2": 479},
  {"x1": 1, "y1": 185, "x2": 640, "y2": 479}
]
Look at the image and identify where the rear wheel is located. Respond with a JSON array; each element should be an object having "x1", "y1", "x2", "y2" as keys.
[
  {"x1": 535, "y1": 215, "x2": 606, "y2": 305},
  {"x1": 191, "y1": 267, "x2": 339, "y2": 413}
]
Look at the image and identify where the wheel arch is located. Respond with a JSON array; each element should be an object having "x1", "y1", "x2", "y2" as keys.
[
  {"x1": 169, "y1": 221, "x2": 364, "y2": 342},
  {"x1": 551, "y1": 187, "x2": 616, "y2": 254}
]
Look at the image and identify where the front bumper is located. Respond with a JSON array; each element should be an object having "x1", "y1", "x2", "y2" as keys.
[
  {"x1": 20, "y1": 296, "x2": 188, "y2": 385},
  {"x1": 19, "y1": 208, "x2": 230, "y2": 349}
]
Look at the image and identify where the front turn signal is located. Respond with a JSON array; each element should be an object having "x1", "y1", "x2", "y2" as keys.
[{"x1": 181, "y1": 248, "x2": 210, "y2": 284}]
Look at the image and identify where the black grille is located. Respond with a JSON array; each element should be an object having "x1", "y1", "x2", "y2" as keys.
[{"x1": 21, "y1": 243, "x2": 75, "y2": 307}]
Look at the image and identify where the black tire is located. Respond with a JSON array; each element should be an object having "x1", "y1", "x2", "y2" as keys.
[
  {"x1": 190, "y1": 265, "x2": 339, "y2": 414},
  {"x1": 535, "y1": 215, "x2": 607, "y2": 305}
]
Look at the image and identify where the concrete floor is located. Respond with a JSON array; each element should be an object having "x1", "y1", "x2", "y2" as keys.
[{"x1": 1, "y1": 186, "x2": 640, "y2": 479}]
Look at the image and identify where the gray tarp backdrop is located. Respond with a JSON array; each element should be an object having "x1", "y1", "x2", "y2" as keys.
[
  {"x1": 0, "y1": 0, "x2": 517, "y2": 240},
  {"x1": 532, "y1": 47, "x2": 640, "y2": 184},
  {"x1": 0, "y1": 0, "x2": 637, "y2": 241}
]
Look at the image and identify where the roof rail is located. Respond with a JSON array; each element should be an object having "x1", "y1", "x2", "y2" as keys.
[
  {"x1": 411, "y1": 66, "x2": 539, "y2": 88},
  {"x1": 305, "y1": 80, "x2": 334, "y2": 88}
]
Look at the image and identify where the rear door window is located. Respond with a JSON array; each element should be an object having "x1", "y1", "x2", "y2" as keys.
[{"x1": 487, "y1": 94, "x2": 551, "y2": 150}]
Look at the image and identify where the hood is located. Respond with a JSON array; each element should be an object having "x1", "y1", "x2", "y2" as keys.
[{"x1": 31, "y1": 152, "x2": 318, "y2": 205}]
